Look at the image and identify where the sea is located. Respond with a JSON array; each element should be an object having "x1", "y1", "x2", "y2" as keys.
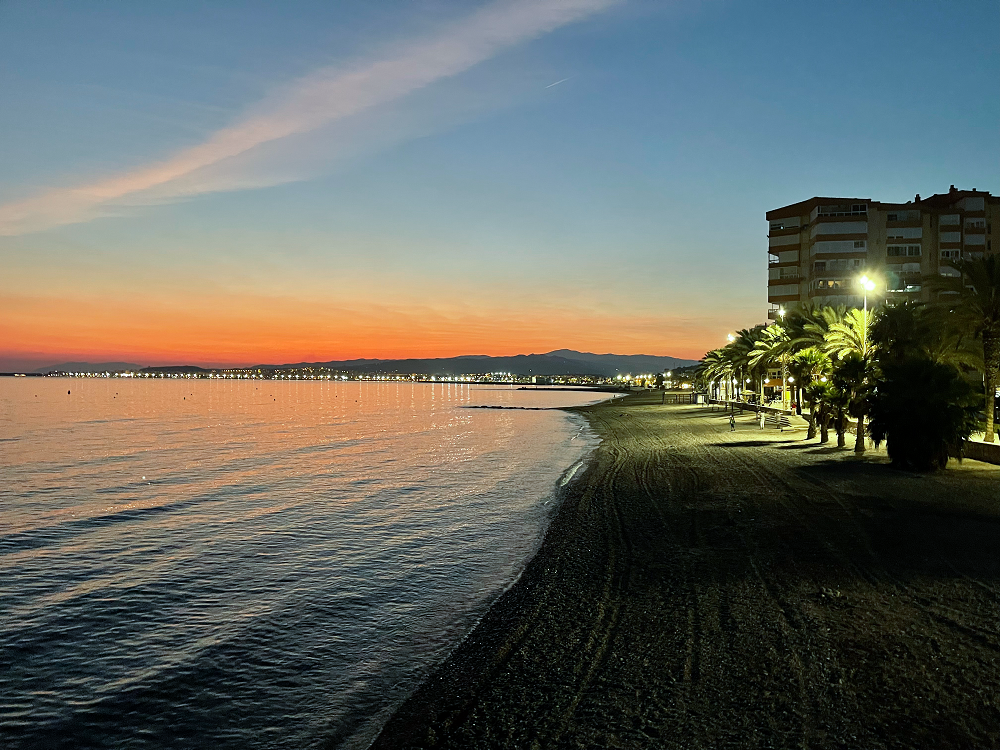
[{"x1": 0, "y1": 377, "x2": 612, "y2": 749}]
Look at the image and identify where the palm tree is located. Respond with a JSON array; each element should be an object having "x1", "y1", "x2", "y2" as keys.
[
  {"x1": 789, "y1": 347, "x2": 831, "y2": 437},
  {"x1": 868, "y1": 357, "x2": 980, "y2": 471},
  {"x1": 870, "y1": 300, "x2": 980, "y2": 371},
  {"x1": 699, "y1": 349, "x2": 730, "y2": 401},
  {"x1": 823, "y1": 308, "x2": 876, "y2": 453},
  {"x1": 727, "y1": 326, "x2": 766, "y2": 401},
  {"x1": 827, "y1": 383, "x2": 852, "y2": 448},
  {"x1": 805, "y1": 381, "x2": 833, "y2": 443},
  {"x1": 788, "y1": 304, "x2": 848, "y2": 351},
  {"x1": 748, "y1": 323, "x2": 792, "y2": 405},
  {"x1": 831, "y1": 352, "x2": 873, "y2": 452},
  {"x1": 930, "y1": 255, "x2": 1000, "y2": 442}
]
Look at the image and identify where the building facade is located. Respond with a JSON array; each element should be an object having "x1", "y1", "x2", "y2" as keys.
[{"x1": 766, "y1": 186, "x2": 1000, "y2": 319}]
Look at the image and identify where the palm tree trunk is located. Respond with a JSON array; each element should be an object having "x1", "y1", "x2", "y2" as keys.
[
  {"x1": 820, "y1": 418, "x2": 829, "y2": 444},
  {"x1": 836, "y1": 417, "x2": 846, "y2": 448},
  {"x1": 985, "y1": 335, "x2": 999, "y2": 443},
  {"x1": 985, "y1": 369, "x2": 998, "y2": 443},
  {"x1": 806, "y1": 410, "x2": 816, "y2": 440},
  {"x1": 854, "y1": 413, "x2": 865, "y2": 454}
]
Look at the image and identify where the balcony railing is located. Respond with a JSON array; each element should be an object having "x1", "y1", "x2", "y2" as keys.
[{"x1": 817, "y1": 209, "x2": 867, "y2": 218}]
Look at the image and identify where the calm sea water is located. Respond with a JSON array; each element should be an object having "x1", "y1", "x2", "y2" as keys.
[{"x1": 0, "y1": 378, "x2": 610, "y2": 749}]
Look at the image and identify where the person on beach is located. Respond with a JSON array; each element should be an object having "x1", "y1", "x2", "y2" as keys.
[
  {"x1": 759, "y1": 411, "x2": 766, "y2": 430},
  {"x1": 729, "y1": 413, "x2": 736, "y2": 431}
]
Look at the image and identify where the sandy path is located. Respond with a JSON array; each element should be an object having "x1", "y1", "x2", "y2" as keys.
[{"x1": 370, "y1": 392, "x2": 1000, "y2": 749}]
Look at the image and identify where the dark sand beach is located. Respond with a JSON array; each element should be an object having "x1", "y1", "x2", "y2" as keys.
[{"x1": 371, "y1": 391, "x2": 1000, "y2": 749}]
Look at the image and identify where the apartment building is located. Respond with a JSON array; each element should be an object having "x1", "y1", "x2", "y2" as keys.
[{"x1": 766, "y1": 186, "x2": 1000, "y2": 319}]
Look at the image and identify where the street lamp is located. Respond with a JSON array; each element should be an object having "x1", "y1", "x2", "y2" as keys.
[
  {"x1": 859, "y1": 274, "x2": 877, "y2": 349},
  {"x1": 859, "y1": 274, "x2": 876, "y2": 314}
]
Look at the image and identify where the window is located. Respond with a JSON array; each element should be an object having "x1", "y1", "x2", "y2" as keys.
[
  {"x1": 818, "y1": 204, "x2": 866, "y2": 217},
  {"x1": 886, "y1": 271, "x2": 922, "y2": 293},
  {"x1": 854, "y1": 240, "x2": 866, "y2": 248},
  {"x1": 941, "y1": 249, "x2": 960, "y2": 261},
  {"x1": 812, "y1": 278, "x2": 848, "y2": 290},
  {"x1": 887, "y1": 245, "x2": 921, "y2": 257},
  {"x1": 779, "y1": 267, "x2": 798, "y2": 279},
  {"x1": 887, "y1": 210, "x2": 920, "y2": 223},
  {"x1": 814, "y1": 259, "x2": 860, "y2": 274},
  {"x1": 966, "y1": 219, "x2": 986, "y2": 230}
]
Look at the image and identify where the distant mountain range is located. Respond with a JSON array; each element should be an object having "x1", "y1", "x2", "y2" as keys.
[
  {"x1": 259, "y1": 350, "x2": 699, "y2": 378},
  {"x1": 32, "y1": 351, "x2": 699, "y2": 378}
]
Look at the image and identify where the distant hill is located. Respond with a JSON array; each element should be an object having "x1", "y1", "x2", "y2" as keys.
[
  {"x1": 33, "y1": 351, "x2": 699, "y2": 378},
  {"x1": 263, "y1": 350, "x2": 699, "y2": 378},
  {"x1": 34, "y1": 361, "x2": 140, "y2": 374}
]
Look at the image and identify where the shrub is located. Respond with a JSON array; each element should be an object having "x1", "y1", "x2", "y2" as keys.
[{"x1": 868, "y1": 357, "x2": 981, "y2": 471}]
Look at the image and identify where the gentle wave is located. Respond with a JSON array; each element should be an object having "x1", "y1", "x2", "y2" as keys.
[{"x1": 0, "y1": 379, "x2": 605, "y2": 749}]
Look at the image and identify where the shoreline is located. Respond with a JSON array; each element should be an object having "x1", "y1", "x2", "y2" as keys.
[
  {"x1": 366, "y1": 396, "x2": 616, "y2": 750},
  {"x1": 369, "y1": 392, "x2": 1000, "y2": 749}
]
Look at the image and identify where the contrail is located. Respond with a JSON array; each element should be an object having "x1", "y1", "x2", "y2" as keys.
[
  {"x1": 545, "y1": 77, "x2": 573, "y2": 88},
  {"x1": 0, "y1": 0, "x2": 620, "y2": 236}
]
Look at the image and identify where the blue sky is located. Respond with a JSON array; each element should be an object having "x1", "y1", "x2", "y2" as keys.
[{"x1": 1, "y1": 0, "x2": 997, "y2": 368}]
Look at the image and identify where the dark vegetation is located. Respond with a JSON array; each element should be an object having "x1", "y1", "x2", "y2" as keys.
[{"x1": 700, "y1": 256, "x2": 1000, "y2": 471}]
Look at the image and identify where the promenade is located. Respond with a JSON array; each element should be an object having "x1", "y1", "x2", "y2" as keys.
[{"x1": 373, "y1": 392, "x2": 1000, "y2": 749}]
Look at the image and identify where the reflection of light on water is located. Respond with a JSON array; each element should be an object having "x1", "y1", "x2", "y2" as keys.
[{"x1": 0, "y1": 378, "x2": 604, "y2": 750}]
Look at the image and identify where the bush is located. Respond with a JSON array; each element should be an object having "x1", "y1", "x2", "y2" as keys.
[{"x1": 868, "y1": 357, "x2": 981, "y2": 471}]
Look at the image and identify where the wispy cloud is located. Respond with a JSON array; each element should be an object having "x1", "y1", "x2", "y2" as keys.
[
  {"x1": 0, "y1": 0, "x2": 619, "y2": 236},
  {"x1": 545, "y1": 76, "x2": 573, "y2": 88}
]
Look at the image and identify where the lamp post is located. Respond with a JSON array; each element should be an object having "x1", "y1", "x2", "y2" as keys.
[
  {"x1": 726, "y1": 333, "x2": 736, "y2": 401},
  {"x1": 859, "y1": 274, "x2": 876, "y2": 349},
  {"x1": 776, "y1": 308, "x2": 787, "y2": 408}
]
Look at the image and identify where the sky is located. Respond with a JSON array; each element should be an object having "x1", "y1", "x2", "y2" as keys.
[{"x1": 1, "y1": 0, "x2": 998, "y2": 370}]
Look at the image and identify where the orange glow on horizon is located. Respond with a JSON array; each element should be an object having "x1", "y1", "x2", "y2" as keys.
[{"x1": 1, "y1": 291, "x2": 723, "y2": 367}]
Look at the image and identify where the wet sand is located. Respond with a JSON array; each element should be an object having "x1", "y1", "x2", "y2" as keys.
[{"x1": 370, "y1": 391, "x2": 1000, "y2": 749}]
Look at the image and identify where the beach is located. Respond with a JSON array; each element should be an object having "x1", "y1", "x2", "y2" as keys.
[{"x1": 372, "y1": 391, "x2": 1000, "y2": 749}]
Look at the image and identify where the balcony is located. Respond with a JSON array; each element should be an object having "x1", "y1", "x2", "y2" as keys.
[
  {"x1": 816, "y1": 206, "x2": 867, "y2": 218},
  {"x1": 886, "y1": 272, "x2": 922, "y2": 293}
]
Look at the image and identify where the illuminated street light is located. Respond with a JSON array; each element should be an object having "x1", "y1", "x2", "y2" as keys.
[
  {"x1": 727, "y1": 334, "x2": 735, "y2": 342},
  {"x1": 859, "y1": 274, "x2": 876, "y2": 313},
  {"x1": 859, "y1": 274, "x2": 878, "y2": 348}
]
